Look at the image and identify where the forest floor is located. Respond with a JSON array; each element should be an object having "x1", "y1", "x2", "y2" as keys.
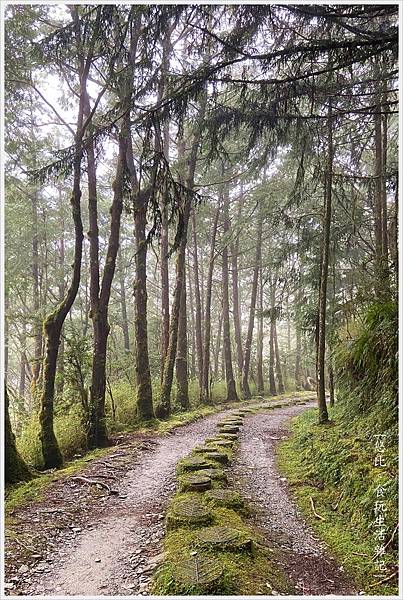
[{"x1": 5, "y1": 395, "x2": 356, "y2": 597}]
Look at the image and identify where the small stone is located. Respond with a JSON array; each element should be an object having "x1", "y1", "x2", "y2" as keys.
[
  {"x1": 4, "y1": 583, "x2": 15, "y2": 590},
  {"x1": 95, "y1": 558, "x2": 101, "y2": 563},
  {"x1": 18, "y1": 565, "x2": 29, "y2": 574}
]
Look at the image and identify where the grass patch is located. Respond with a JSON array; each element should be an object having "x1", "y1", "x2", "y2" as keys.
[{"x1": 277, "y1": 407, "x2": 398, "y2": 596}]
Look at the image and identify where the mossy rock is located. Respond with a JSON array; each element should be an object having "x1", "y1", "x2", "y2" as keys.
[
  {"x1": 176, "y1": 456, "x2": 215, "y2": 474},
  {"x1": 203, "y1": 451, "x2": 230, "y2": 465},
  {"x1": 193, "y1": 444, "x2": 218, "y2": 454},
  {"x1": 193, "y1": 468, "x2": 228, "y2": 484},
  {"x1": 196, "y1": 526, "x2": 253, "y2": 553},
  {"x1": 178, "y1": 473, "x2": 212, "y2": 493},
  {"x1": 174, "y1": 556, "x2": 223, "y2": 589},
  {"x1": 218, "y1": 419, "x2": 243, "y2": 427},
  {"x1": 208, "y1": 440, "x2": 234, "y2": 449},
  {"x1": 216, "y1": 433, "x2": 238, "y2": 441},
  {"x1": 205, "y1": 488, "x2": 245, "y2": 510},
  {"x1": 166, "y1": 497, "x2": 213, "y2": 529},
  {"x1": 218, "y1": 425, "x2": 240, "y2": 434}
]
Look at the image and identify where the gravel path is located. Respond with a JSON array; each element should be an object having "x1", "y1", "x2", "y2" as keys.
[
  {"x1": 6, "y1": 398, "x2": 357, "y2": 597},
  {"x1": 6, "y1": 407, "x2": 240, "y2": 596},
  {"x1": 232, "y1": 402, "x2": 357, "y2": 596}
]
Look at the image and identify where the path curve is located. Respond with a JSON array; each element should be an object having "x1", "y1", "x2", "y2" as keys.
[
  {"x1": 7, "y1": 407, "x2": 242, "y2": 596},
  {"x1": 6, "y1": 399, "x2": 356, "y2": 597},
  {"x1": 232, "y1": 402, "x2": 357, "y2": 596}
]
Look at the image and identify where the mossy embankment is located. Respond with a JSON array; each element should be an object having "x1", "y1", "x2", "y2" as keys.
[{"x1": 277, "y1": 407, "x2": 398, "y2": 596}]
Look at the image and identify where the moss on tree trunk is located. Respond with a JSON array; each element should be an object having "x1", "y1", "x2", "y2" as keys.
[{"x1": 5, "y1": 387, "x2": 33, "y2": 484}]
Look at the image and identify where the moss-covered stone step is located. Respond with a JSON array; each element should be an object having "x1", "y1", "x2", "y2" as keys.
[
  {"x1": 173, "y1": 556, "x2": 223, "y2": 589},
  {"x1": 178, "y1": 473, "x2": 212, "y2": 493},
  {"x1": 193, "y1": 467, "x2": 228, "y2": 484},
  {"x1": 218, "y1": 425, "x2": 240, "y2": 434},
  {"x1": 215, "y1": 433, "x2": 238, "y2": 441},
  {"x1": 205, "y1": 488, "x2": 246, "y2": 510},
  {"x1": 193, "y1": 445, "x2": 218, "y2": 454},
  {"x1": 166, "y1": 497, "x2": 213, "y2": 529},
  {"x1": 208, "y1": 440, "x2": 234, "y2": 449},
  {"x1": 176, "y1": 456, "x2": 215, "y2": 474},
  {"x1": 203, "y1": 450, "x2": 230, "y2": 465},
  {"x1": 217, "y1": 419, "x2": 243, "y2": 427},
  {"x1": 196, "y1": 526, "x2": 253, "y2": 552}
]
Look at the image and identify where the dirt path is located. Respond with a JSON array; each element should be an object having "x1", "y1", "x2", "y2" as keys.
[
  {"x1": 5, "y1": 407, "x2": 243, "y2": 596},
  {"x1": 5, "y1": 398, "x2": 356, "y2": 597},
  {"x1": 232, "y1": 402, "x2": 357, "y2": 596}
]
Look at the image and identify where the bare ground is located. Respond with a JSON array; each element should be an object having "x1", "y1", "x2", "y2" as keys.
[{"x1": 5, "y1": 398, "x2": 356, "y2": 597}]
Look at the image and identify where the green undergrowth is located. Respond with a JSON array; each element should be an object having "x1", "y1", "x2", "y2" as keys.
[
  {"x1": 5, "y1": 447, "x2": 110, "y2": 513},
  {"x1": 277, "y1": 406, "x2": 398, "y2": 596}
]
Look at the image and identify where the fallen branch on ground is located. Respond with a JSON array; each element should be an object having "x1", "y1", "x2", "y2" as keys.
[
  {"x1": 369, "y1": 570, "x2": 398, "y2": 587},
  {"x1": 70, "y1": 476, "x2": 118, "y2": 494},
  {"x1": 309, "y1": 496, "x2": 325, "y2": 521}
]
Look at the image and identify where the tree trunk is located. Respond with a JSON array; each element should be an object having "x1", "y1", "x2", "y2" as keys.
[
  {"x1": 213, "y1": 305, "x2": 223, "y2": 381},
  {"x1": 155, "y1": 95, "x2": 207, "y2": 418},
  {"x1": 129, "y1": 181, "x2": 154, "y2": 421},
  {"x1": 221, "y1": 187, "x2": 239, "y2": 402},
  {"x1": 269, "y1": 277, "x2": 277, "y2": 396},
  {"x1": 159, "y1": 29, "x2": 172, "y2": 375},
  {"x1": 5, "y1": 387, "x2": 32, "y2": 484},
  {"x1": 39, "y1": 13, "x2": 92, "y2": 464},
  {"x1": 328, "y1": 360, "x2": 335, "y2": 408},
  {"x1": 241, "y1": 207, "x2": 262, "y2": 398},
  {"x1": 187, "y1": 253, "x2": 197, "y2": 379},
  {"x1": 274, "y1": 320, "x2": 285, "y2": 394},
  {"x1": 31, "y1": 184, "x2": 42, "y2": 393},
  {"x1": 201, "y1": 202, "x2": 220, "y2": 403},
  {"x1": 176, "y1": 267, "x2": 189, "y2": 410},
  {"x1": 88, "y1": 15, "x2": 133, "y2": 446},
  {"x1": 316, "y1": 101, "x2": 332, "y2": 424},
  {"x1": 118, "y1": 247, "x2": 130, "y2": 352},
  {"x1": 19, "y1": 318, "x2": 27, "y2": 400},
  {"x1": 256, "y1": 267, "x2": 264, "y2": 395},
  {"x1": 373, "y1": 67, "x2": 390, "y2": 300},
  {"x1": 231, "y1": 192, "x2": 244, "y2": 377},
  {"x1": 191, "y1": 210, "x2": 204, "y2": 394}
]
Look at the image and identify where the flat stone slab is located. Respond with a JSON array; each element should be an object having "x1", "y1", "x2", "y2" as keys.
[
  {"x1": 196, "y1": 526, "x2": 253, "y2": 552},
  {"x1": 174, "y1": 556, "x2": 223, "y2": 588},
  {"x1": 216, "y1": 433, "x2": 238, "y2": 441},
  {"x1": 166, "y1": 497, "x2": 213, "y2": 529},
  {"x1": 178, "y1": 474, "x2": 212, "y2": 493},
  {"x1": 218, "y1": 425, "x2": 240, "y2": 434},
  {"x1": 176, "y1": 456, "x2": 215, "y2": 474},
  {"x1": 205, "y1": 488, "x2": 245, "y2": 510},
  {"x1": 203, "y1": 451, "x2": 230, "y2": 465},
  {"x1": 193, "y1": 467, "x2": 228, "y2": 484}
]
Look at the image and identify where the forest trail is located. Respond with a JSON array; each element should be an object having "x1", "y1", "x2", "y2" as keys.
[
  {"x1": 6, "y1": 398, "x2": 355, "y2": 597},
  {"x1": 232, "y1": 406, "x2": 357, "y2": 596}
]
